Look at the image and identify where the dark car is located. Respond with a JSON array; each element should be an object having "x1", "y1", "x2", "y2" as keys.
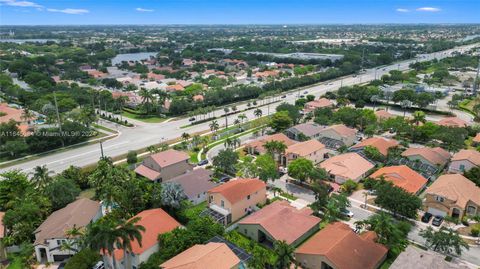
[
  {"x1": 220, "y1": 176, "x2": 231, "y2": 183},
  {"x1": 281, "y1": 95, "x2": 287, "y2": 98},
  {"x1": 432, "y1": 216, "x2": 444, "y2": 227},
  {"x1": 299, "y1": 95, "x2": 305, "y2": 98},
  {"x1": 189, "y1": 117, "x2": 196, "y2": 122},
  {"x1": 303, "y1": 91, "x2": 308, "y2": 94},
  {"x1": 421, "y1": 212, "x2": 433, "y2": 223},
  {"x1": 197, "y1": 159, "x2": 209, "y2": 166}
]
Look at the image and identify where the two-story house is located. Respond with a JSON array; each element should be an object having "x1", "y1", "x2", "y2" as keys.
[
  {"x1": 107, "y1": 208, "x2": 181, "y2": 269},
  {"x1": 207, "y1": 178, "x2": 267, "y2": 225},
  {"x1": 34, "y1": 198, "x2": 102, "y2": 263},
  {"x1": 424, "y1": 174, "x2": 480, "y2": 218},
  {"x1": 320, "y1": 152, "x2": 375, "y2": 184},
  {"x1": 134, "y1": 149, "x2": 193, "y2": 182},
  {"x1": 448, "y1": 149, "x2": 480, "y2": 174},
  {"x1": 285, "y1": 123, "x2": 324, "y2": 141},
  {"x1": 282, "y1": 139, "x2": 327, "y2": 166},
  {"x1": 317, "y1": 124, "x2": 358, "y2": 149}
]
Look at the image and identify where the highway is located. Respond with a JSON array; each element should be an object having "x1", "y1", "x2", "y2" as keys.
[{"x1": 1, "y1": 43, "x2": 478, "y2": 174}]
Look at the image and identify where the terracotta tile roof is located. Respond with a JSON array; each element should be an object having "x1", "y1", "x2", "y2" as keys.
[
  {"x1": 295, "y1": 222, "x2": 387, "y2": 269},
  {"x1": 115, "y1": 208, "x2": 181, "y2": 260},
  {"x1": 285, "y1": 139, "x2": 325, "y2": 157},
  {"x1": 401, "y1": 147, "x2": 450, "y2": 166},
  {"x1": 0, "y1": 103, "x2": 24, "y2": 123},
  {"x1": 370, "y1": 165, "x2": 428, "y2": 194},
  {"x1": 437, "y1": 117, "x2": 468, "y2": 128},
  {"x1": 323, "y1": 124, "x2": 357, "y2": 138},
  {"x1": 390, "y1": 245, "x2": 470, "y2": 269},
  {"x1": 245, "y1": 133, "x2": 296, "y2": 154},
  {"x1": 150, "y1": 149, "x2": 190, "y2": 168},
  {"x1": 160, "y1": 242, "x2": 240, "y2": 269},
  {"x1": 451, "y1": 149, "x2": 480, "y2": 166},
  {"x1": 473, "y1": 133, "x2": 480, "y2": 143},
  {"x1": 304, "y1": 98, "x2": 333, "y2": 111},
  {"x1": 134, "y1": 164, "x2": 161, "y2": 181},
  {"x1": 239, "y1": 200, "x2": 320, "y2": 245},
  {"x1": 166, "y1": 84, "x2": 185, "y2": 91},
  {"x1": 193, "y1": 94, "x2": 204, "y2": 102},
  {"x1": 351, "y1": 137, "x2": 399, "y2": 156},
  {"x1": 319, "y1": 153, "x2": 374, "y2": 181},
  {"x1": 208, "y1": 178, "x2": 266, "y2": 204},
  {"x1": 170, "y1": 168, "x2": 217, "y2": 200},
  {"x1": 375, "y1": 110, "x2": 395, "y2": 120},
  {"x1": 34, "y1": 198, "x2": 100, "y2": 245},
  {"x1": 425, "y1": 174, "x2": 480, "y2": 208}
]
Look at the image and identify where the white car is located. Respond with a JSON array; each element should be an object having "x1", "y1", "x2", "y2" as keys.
[{"x1": 341, "y1": 209, "x2": 354, "y2": 218}]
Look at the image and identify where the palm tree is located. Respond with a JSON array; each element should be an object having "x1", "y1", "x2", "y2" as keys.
[
  {"x1": 234, "y1": 118, "x2": 241, "y2": 128},
  {"x1": 181, "y1": 132, "x2": 190, "y2": 143},
  {"x1": 224, "y1": 137, "x2": 233, "y2": 148},
  {"x1": 400, "y1": 100, "x2": 412, "y2": 118},
  {"x1": 411, "y1": 111, "x2": 426, "y2": 126},
  {"x1": 86, "y1": 220, "x2": 119, "y2": 269},
  {"x1": 31, "y1": 165, "x2": 53, "y2": 190},
  {"x1": 116, "y1": 217, "x2": 145, "y2": 269},
  {"x1": 274, "y1": 240, "x2": 295, "y2": 269},
  {"x1": 209, "y1": 120, "x2": 219, "y2": 134},
  {"x1": 254, "y1": 108, "x2": 263, "y2": 118},
  {"x1": 223, "y1": 107, "x2": 230, "y2": 128},
  {"x1": 370, "y1": 95, "x2": 380, "y2": 111},
  {"x1": 231, "y1": 105, "x2": 237, "y2": 113},
  {"x1": 238, "y1": 113, "x2": 247, "y2": 124},
  {"x1": 139, "y1": 88, "x2": 154, "y2": 114},
  {"x1": 264, "y1": 141, "x2": 287, "y2": 162},
  {"x1": 21, "y1": 108, "x2": 35, "y2": 125}
]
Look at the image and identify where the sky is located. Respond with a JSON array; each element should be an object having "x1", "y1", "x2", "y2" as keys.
[{"x1": 0, "y1": 0, "x2": 479, "y2": 25}]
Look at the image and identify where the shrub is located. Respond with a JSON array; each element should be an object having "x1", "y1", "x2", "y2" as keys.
[
  {"x1": 65, "y1": 248, "x2": 101, "y2": 269},
  {"x1": 471, "y1": 224, "x2": 480, "y2": 237},
  {"x1": 127, "y1": 150, "x2": 138, "y2": 164}
]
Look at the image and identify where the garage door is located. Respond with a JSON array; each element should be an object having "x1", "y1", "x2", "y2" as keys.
[
  {"x1": 53, "y1": 254, "x2": 71, "y2": 261},
  {"x1": 427, "y1": 207, "x2": 447, "y2": 217}
]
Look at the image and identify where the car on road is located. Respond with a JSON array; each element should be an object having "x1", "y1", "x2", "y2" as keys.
[
  {"x1": 189, "y1": 117, "x2": 196, "y2": 122},
  {"x1": 341, "y1": 209, "x2": 354, "y2": 218},
  {"x1": 421, "y1": 212, "x2": 433, "y2": 223},
  {"x1": 303, "y1": 91, "x2": 308, "y2": 94},
  {"x1": 93, "y1": 261, "x2": 105, "y2": 269},
  {"x1": 299, "y1": 95, "x2": 305, "y2": 98},
  {"x1": 220, "y1": 175, "x2": 231, "y2": 183},
  {"x1": 281, "y1": 95, "x2": 287, "y2": 98},
  {"x1": 432, "y1": 216, "x2": 444, "y2": 227},
  {"x1": 328, "y1": 83, "x2": 333, "y2": 85},
  {"x1": 197, "y1": 159, "x2": 208, "y2": 166}
]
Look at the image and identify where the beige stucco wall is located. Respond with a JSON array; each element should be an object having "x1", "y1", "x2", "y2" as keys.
[
  {"x1": 143, "y1": 157, "x2": 193, "y2": 182},
  {"x1": 209, "y1": 188, "x2": 267, "y2": 223}
]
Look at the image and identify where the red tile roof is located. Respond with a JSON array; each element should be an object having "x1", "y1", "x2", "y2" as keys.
[
  {"x1": 115, "y1": 208, "x2": 181, "y2": 260},
  {"x1": 319, "y1": 153, "x2": 374, "y2": 182},
  {"x1": 375, "y1": 110, "x2": 395, "y2": 120},
  {"x1": 239, "y1": 200, "x2": 320, "y2": 245},
  {"x1": 451, "y1": 149, "x2": 480, "y2": 166},
  {"x1": 437, "y1": 117, "x2": 468, "y2": 128},
  {"x1": 370, "y1": 165, "x2": 428, "y2": 194},
  {"x1": 245, "y1": 133, "x2": 296, "y2": 154},
  {"x1": 425, "y1": 174, "x2": 480, "y2": 209},
  {"x1": 0, "y1": 103, "x2": 23, "y2": 123},
  {"x1": 134, "y1": 165, "x2": 161, "y2": 181},
  {"x1": 352, "y1": 137, "x2": 399, "y2": 156},
  {"x1": 295, "y1": 222, "x2": 387, "y2": 269},
  {"x1": 285, "y1": 139, "x2": 325, "y2": 157},
  {"x1": 150, "y1": 149, "x2": 190, "y2": 168},
  {"x1": 208, "y1": 178, "x2": 266, "y2": 204},
  {"x1": 401, "y1": 147, "x2": 450, "y2": 166}
]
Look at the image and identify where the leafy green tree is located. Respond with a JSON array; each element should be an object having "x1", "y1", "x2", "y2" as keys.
[
  {"x1": 274, "y1": 240, "x2": 295, "y2": 269},
  {"x1": 374, "y1": 180, "x2": 422, "y2": 218},
  {"x1": 212, "y1": 148, "x2": 239, "y2": 175},
  {"x1": 276, "y1": 103, "x2": 301, "y2": 123},
  {"x1": 127, "y1": 150, "x2": 138, "y2": 165},
  {"x1": 269, "y1": 111, "x2": 293, "y2": 132},
  {"x1": 287, "y1": 158, "x2": 314, "y2": 182},
  {"x1": 341, "y1": 179, "x2": 358, "y2": 194},
  {"x1": 363, "y1": 145, "x2": 384, "y2": 162},
  {"x1": 255, "y1": 154, "x2": 278, "y2": 182},
  {"x1": 463, "y1": 166, "x2": 480, "y2": 187},
  {"x1": 322, "y1": 193, "x2": 351, "y2": 223},
  {"x1": 65, "y1": 248, "x2": 101, "y2": 269},
  {"x1": 31, "y1": 165, "x2": 53, "y2": 191},
  {"x1": 44, "y1": 177, "x2": 81, "y2": 210},
  {"x1": 0, "y1": 170, "x2": 32, "y2": 210},
  {"x1": 161, "y1": 182, "x2": 188, "y2": 210},
  {"x1": 420, "y1": 226, "x2": 469, "y2": 256}
]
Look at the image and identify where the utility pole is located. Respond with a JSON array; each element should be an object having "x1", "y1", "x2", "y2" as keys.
[
  {"x1": 99, "y1": 141, "x2": 104, "y2": 158},
  {"x1": 474, "y1": 54, "x2": 480, "y2": 95},
  {"x1": 53, "y1": 91, "x2": 64, "y2": 147}
]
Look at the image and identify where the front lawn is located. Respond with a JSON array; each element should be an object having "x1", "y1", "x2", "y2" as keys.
[{"x1": 122, "y1": 111, "x2": 167, "y2": 123}]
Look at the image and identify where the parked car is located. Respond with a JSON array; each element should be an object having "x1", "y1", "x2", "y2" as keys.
[
  {"x1": 303, "y1": 91, "x2": 308, "y2": 94},
  {"x1": 93, "y1": 261, "x2": 105, "y2": 269},
  {"x1": 58, "y1": 262, "x2": 67, "y2": 269},
  {"x1": 367, "y1": 189, "x2": 377, "y2": 196},
  {"x1": 432, "y1": 216, "x2": 444, "y2": 227},
  {"x1": 421, "y1": 212, "x2": 433, "y2": 223},
  {"x1": 341, "y1": 209, "x2": 354, "y2": 218},
  {"x1": 220, "y1": 176, "x2": 231, "y2": 183},
  {"x1": 197, "y1": 159, "x2": 209, "y2": 166}
]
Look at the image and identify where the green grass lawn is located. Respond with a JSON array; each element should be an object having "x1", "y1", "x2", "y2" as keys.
[
  {"x1": 122, "y1": 111, "x2": 167, "y2": 123},
  {"x1": 79, "y1": 188, "x2": 95, "y2": 199},
  {"x1": 189, "y1": 151, "x2": 199, "y2": 163},
  {"x1": 182, "y1": 202, "x2": 207, "y2": 221},
  {"x1": 6, "y1": 255, "x2": 23, "y2": 269}
]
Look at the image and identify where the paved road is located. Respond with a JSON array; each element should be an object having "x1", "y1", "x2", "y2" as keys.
[{"x1": 1, "y1": 43, "x2": 478, "y2": 174}]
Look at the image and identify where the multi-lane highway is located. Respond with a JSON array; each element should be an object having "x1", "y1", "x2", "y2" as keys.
[{"x1": 1, "y1": 43, "x2": 478, "y2": 174}]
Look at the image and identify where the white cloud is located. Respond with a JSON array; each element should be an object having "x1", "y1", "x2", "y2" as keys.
[
  {"x1": 47, "y1": 8, "x2": 89, "y2": 14},
  {"x1": 416, "y1": 7, "x2": 441, "y2": 12},
  {"x1": 0, "y1": 0, "x2": 42, "y2": 8},
  {"x1": 136, "y1": 7, "x2": 154, "y2": 12},
  {"x1": 396, "y1": 8, "x2": 409, "y2": 13}
]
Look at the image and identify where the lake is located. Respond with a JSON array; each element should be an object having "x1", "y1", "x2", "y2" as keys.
[
  {"x1": 0, "y1": 39, "x2": 59, "y2": 44},
  {"x1": 111, "y1": 52, "x2": 158, "y2": 65}
]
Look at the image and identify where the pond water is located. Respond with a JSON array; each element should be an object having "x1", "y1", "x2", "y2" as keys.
[
  {"x1": 111, "y1": 52, "x2": 158, "y2": 65},
  {"x1": 0, "y1": 39, "x2": 59, "y2": 44}
]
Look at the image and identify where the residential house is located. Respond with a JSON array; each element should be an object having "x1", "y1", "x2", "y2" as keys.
[
  {"x1": 0, "y1": 103, "x2": 32, "y2": 136},
  {"x1": 169, "y1": 168, "x2": 217, "y2": 205},
  {"x1": 207, "y1": 178, "x2": 267, "y2": 225},
  {"x1": 34, "y1": 199, "x2": 102, "y2": 263},
  {"x1": 437, "y1": 117, "x2": 468, "y2": 128},
  {"x1": 448, "y1": 149, "x2": 480, "y2": 173},
  {"x1": 295, "y1": 222, "x2": 388, "y2": 269},
  {"x1": 160, "y1": 243, "x2": 240, "y2": 269},
  {"x1": 147, "y1": 72, "x2": 165, "y2": 81},
  {"x1": 135, "y1": 149, "x2": 193, "y2": 182},
  {"x1": 370, "y1": 165, "x2": 428, "y2": 195},
  {"x1": 401, "y1": 147, "x2": 450, "y2": 168},
  {"x1": 304, "y1": 98, "x2": 334, "y2": 113},
  {"x1": 86, "y1": 69, "x2": 107, "y2": 79},
  {"x1": 472, "y1": 133, "x2": 480, "y2": 146},
  {"x1": 317, "y1": 124, "x2": 358, "y2": 148},
  {"x1": 282, "y1": 139, "x2": 327, "y2": 166},
  {"x1": 423, "y1": 174, "x2": 480, "y2": 218},
  {"x1": 108, "y1": 209, "x2": 181, "y2": 269},
  {"x1": 320, "y1": 152, "x2": 374, "y2": 184},
  {"x1": 390, "y1": 245, "x2": 469, "y2": 269},
  {"x1": 244, "y1": 133, "x2": 296, "y2": 155},
  {"x1": 351, "y1": 137, "x2": 399, "y2": 157},
  {"x1": 285, "y1": 123, "x2": 324, "y2": 141},
  {"x1": 238, "y1": 200, "x2": 320, "y2": 247}
]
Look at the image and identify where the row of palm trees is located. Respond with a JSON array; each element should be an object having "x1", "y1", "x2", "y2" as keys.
[{"x1": 138, "y1": 88, "x2": 169, "y2": 115}]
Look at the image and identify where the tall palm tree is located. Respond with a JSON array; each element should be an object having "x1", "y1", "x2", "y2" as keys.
[
  {"x1": 264, "y1": 141, "x2": 287, "y2": 162},
  {"x1": 139, "y1": 88, "x2": 154, "y2": 114},
  {"x1": 411, "y1": 110, "x2": 426, "y2": 126},
  {"x1": 223, "y1": 107, "x2": 230, "y2": 128},
  {"x1": 400, "y1": 100, "x2": 412, "y2": 118},
  {"x1": 274, "y1": 240, "x2": 295, "y2": 269},
  {"x1": 209, "y1": 120, "x2": 219, "y2": 134},
  {"x1": 86, "y1": 220, "x2": 119, "y2": 269},
  {"x1": 116, "y1": 217, "x2": 145, "y2": 269},
  {"x1": 181, "y1": 132, "x2": 190, "y2": 142},
  {"x1": 238, "y1": 113, "x2": 247, "y2": 124},
  {"x1": 31, "y1": 165, "x2": 53, "y2": 190},
  {"x1": 254, "y1": 108, "x2": 263, "y2": 118}
]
